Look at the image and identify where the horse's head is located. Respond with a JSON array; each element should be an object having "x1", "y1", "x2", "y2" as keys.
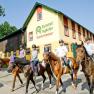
[
  {"x1": 23, "y1": 65, "x2": 31, "y2": 77},
  {"x1": 76, "y1": 44, "x2": 86, "y2": 63},
  {"x1": 43, "y1": 52, "x2": 49, "y2": 62}
]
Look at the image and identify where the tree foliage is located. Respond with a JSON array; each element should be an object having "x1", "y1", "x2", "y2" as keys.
[
  {"x1": 0, "y1": 21, "x2": 17, "y2": 39},
  {"x1": 0, "y1": 5, "x2": 5, "y2": 16}
]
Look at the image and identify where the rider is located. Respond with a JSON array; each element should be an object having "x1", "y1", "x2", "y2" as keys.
[
  {"x1": 9, "y1": 52, "x2": 16, "y2": 65},
  {"x1": 19, "y1": 45, "x2": 26, "y2": 63},
  {"x1": 84, "y1": 38, "x2": 94, "y2": 60},
  {"x1": 8, "y1": 52, "x2": 16, "y2": 72},
  {"x1": 30, "y1": 44, "x2": 39, "y2": 76},
  {"x1": 56, "y1": 39, "x2": 69, "y2": 70}
]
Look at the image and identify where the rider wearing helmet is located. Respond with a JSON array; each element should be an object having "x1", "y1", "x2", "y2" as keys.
[
  {"x1": 56, "y1": 39, "x2": 69, "y2": 70},
  {"x1": 19, "y1": 44, "x2": 26, "y2": 63},
  {"x1": 31, "y1": 44, "x2": 39, "y2": 76}
]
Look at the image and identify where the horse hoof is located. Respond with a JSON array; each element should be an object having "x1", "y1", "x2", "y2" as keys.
[
  {"x1": 21, "y1": 84, "x2": 24, "y2": 87},
  {"x1": 72, "y1": 83, "x2": 77, "y2": 89},
  {"x1": 55, "y1": 91, "x2": 58, "y2": 94},
  {"x1": 36, "y1": 89, "x2": 39, "y2": 93},
  {"x1": 11, "y1": 89, "x2": 14, "y2": 92},
  {"x1": 41, "y1": 84, "x2": 44, "y2": 90},
  {"x1": 49, "y1": 84, "x2": 52, "y2": 89}
]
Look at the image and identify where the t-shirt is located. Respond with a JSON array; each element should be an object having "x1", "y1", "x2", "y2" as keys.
[
  {"x1": 19, "y1": 49, "x2": 25, "y2": 58},
  {"x1": 32, "y1": 50, "x2": 38, "y2": 60},
  {"x1": 10, "y1": 55, "x2": 15, "y2": 63},
  {"x1": 56, "y1": 45, "x2": 68, "y2": 58}
]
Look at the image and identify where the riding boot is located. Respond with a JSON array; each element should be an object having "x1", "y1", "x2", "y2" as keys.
[
  {"x1": 37, "y1": 63, "x2": 40, "y2": 72},
  {"x1": 67, "y1": 60, "x2": 71, "y2": 69},
  {"x1": 34, "y1": 66, "x2": 38, "y2": 76}
]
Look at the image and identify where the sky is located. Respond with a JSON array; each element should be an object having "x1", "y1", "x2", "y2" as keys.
[{"x1": 0, "y1": 0, "x2": 94, "y2": 33}]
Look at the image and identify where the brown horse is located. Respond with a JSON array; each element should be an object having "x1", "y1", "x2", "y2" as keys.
[
  {"x1": 43, "y1": 52, "x2": 79, "y2": 94},
  {"x1": 7, "y1": 60, "x2": 25, "y2": 91},
  {"x1": 0, "y1": 58, "x2": 10, "y2": 65},
  {"x1": 0, "y1": 58, "x2": 10, "y2": 70},
  {"x1": 23, "y1": 61, "x2": 53, "y2": 94},
  {"x1": 8, "y1": 57, "x2": 53, "y2": 94},
  {"x1": 76, "y1": 44, "x2": 94, "y2": 94}
]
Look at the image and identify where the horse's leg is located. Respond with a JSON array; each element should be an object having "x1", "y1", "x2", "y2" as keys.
[
  {"x1": 85, "y1": 75, "x2": 91, "y2": 89},
  {"x1": 72, "y1": 70, "x2": 78, "y2": 88},
  {"x1": 56, "y1": 75, "x2": 61, "y2": 94},
  {"x1": 60, "y1": 78, "x2": 63, "y2": 88},
  {"x1": 46, "y1": 69, "x2": 52, "y2": 89},
  {"x1": 70, "y1": 73, "x2": 74, "y2": 87},
  {"x1": 41, "y1": 73, "x2": 46, "y2": 89},
  {"x1": 25, "y1": 75, "x2": 30, "y2": 94},
  {"x1": 48, "y1": 73, "x2": 52, "y2": 89},
  {"x1": 30, "y1": 73, "x2": 38, "y2": 92},
  {"x1": 89, "y1": 76, "x2": 93, "y2": 94},
  {"x1": 17, "y1": 74, "x2": 23, "y2": 85},
  {"x1": 11, "y1": 73, "x2": 17, "y2": 91}
]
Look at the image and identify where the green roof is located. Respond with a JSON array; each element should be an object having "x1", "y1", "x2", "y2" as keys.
[{"x1": 23, "y1": 2, "x2": 94, "y2": 34}]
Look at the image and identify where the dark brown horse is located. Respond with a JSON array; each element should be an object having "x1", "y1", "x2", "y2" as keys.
[
  {"x1": 23, "y1": 61, "x2": 53, "y2": 94},
  {"x1": 43, "y1": 52, "x2": 79, "y2": 94},
  {"x1": 76, "y1": 44, "x2": 94, "y2": 94},
  {"x1": 8, "y1": 58, "x2": 53, "y2": 94}
]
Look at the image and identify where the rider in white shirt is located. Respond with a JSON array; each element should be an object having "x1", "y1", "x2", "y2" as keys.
[
  {"x1": 84, "y1": 38, "x2": 94, "y2": 59},
  {"x1": 56, "y1": 40, "x2": 68, "y2": 66}
]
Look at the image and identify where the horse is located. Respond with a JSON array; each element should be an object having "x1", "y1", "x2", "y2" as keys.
[
  {"x1": 7, "y1": 57, "x2": 29, "y2": 91},
  {"x1": 8, "y1": 57, "x2": 53, "y2": 94},
  {"x1": 23, "y1": 60, "x2": 54, "y2": 94},
  {"x1": 76, "y1": 44, "x2": 94, "y2": 94},
  {"x1": 0, "y1": 58, "x2": 10, "y2": 65},
  {"x1": 43, "y1": 52, "x2": 79, "y2": 94},
  {"x1": 0, "y1": 58, "x2": 10, "y2": 70}
]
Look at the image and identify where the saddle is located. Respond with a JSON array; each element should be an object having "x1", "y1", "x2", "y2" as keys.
[{"x1": 14, "y1": 57, "x2": 30, "y2": 70}]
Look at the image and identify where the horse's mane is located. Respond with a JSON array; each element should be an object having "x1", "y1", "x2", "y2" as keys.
[
  {"x1": 83, "y1": 46, "x2": 90, "y2": 58},
  {"x1": 49, "y1": 52, "x2": 60, "y2": 61}
]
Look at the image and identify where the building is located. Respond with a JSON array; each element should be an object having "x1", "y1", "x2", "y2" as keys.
[
  {"x1": 0, "y1": 28, "x2": 25, "y2": 57},
  {"x1": 0, "y1": 2, "x2": 94, "y2": 59},
  {"x1": 22, "y1": 2, "x2": 94, "y2": 59}
]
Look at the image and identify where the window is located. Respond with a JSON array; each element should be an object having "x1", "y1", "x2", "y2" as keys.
[
  {"x1": 86, "y1": 31, "x2": 88, "y2": 37},
  {"x1": 83, "y1": 28, "x2": 85, "y2": 37},
  {"x1": 88, "y1": 31, "x2": 90, "y2": 38},
  {"x1": 63, "y1": 16, "x2": 69, "y2": 36},
  {"x1": 78, "y1": 25, "x2": 81, "y2": 41},
  {"x1": 93, "y1": 35, "x2": 94, "y2": 41},
  {"x1": 37, "y1": 6, "x2": 42, "y2": 21},
  {"x1": 71, "y1": 21, "x2": 76, "y2": 39},
  {"x1": 89, "y1": 32, "x2": 92, "y2": 38},
  {"x1": 28, "y1": 32, "x2": 33, "y2": 41}
]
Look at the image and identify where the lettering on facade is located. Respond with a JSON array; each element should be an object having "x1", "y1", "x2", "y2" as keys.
[{"x1": 36, "y1": 22, "x2": 53, "y2": 38}]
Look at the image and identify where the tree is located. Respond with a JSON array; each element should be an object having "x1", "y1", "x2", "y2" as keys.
[
  {"x1": 0, "y1": 21, "x2": 17, "y2": 39},
  {"x1": 0, "y1": 5, "x2": 5, "y2": 17}
]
